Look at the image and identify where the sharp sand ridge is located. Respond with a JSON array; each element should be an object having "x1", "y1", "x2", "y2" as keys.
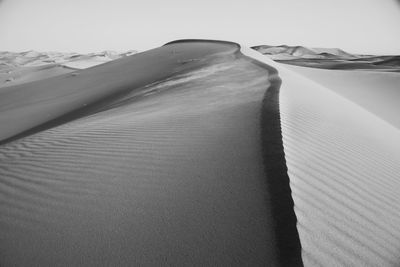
[
  {"x1": 0, "y1": 41, "x2": 283, "y2": 266},
  {"x1": 242, "y1": 46, "x2": 400, "y2": 266}
]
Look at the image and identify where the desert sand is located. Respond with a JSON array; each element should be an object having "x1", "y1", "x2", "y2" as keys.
[
  {"x1": 281, "y1": 65, "x2": 400, "y2": 129},
  {"x1": 1, "y1": 40, "x2": 400, "y2": 266},
  {"x1": 242, "y1": 47, "x2": 400, "y2": 266},
  {"x1": 0, "y1": 41, "x2": 284, "y2": 266}
]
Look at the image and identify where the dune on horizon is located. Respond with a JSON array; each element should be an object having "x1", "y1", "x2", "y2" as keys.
[{"x1": 1, "y1": 40, "x2": 400, "y2": 266}]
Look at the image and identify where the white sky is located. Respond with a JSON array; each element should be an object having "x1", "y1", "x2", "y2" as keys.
[{"x1": 0, "y1": 0, "x2": 399, "y2": 54}]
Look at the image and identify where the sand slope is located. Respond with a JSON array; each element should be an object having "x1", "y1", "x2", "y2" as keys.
[
  {"x1": 2, "y1": 41, "x2": 399, "y2": 266},
  {"x1": 283, "y1": 65, "x2": 400, "y2": 129},
  {"x1": 0, "y1": 41, "x2": 281, "y2": 266},
  {"x1": 243, "y1": 47, "x2": 400, "y2": 266}
]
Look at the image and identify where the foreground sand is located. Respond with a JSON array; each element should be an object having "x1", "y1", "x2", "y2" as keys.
[{"x1": 0, "y1": 41, "x2": 283, "y2": 266}]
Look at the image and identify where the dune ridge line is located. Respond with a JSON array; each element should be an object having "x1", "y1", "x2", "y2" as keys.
[
  {"x1": 1, "y1": 40, "x2": 302, "y2": 266},
  {"x1": 240, "y1": 46, "x2": 303, "y2": 267}
]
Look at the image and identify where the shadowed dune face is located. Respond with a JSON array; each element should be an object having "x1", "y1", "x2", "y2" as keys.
[
  {"x1": 0, "y1": 42, "x2": 237, "y2": 143},
  {"x1": 0, "y1": 41, "x2": 282, "y2": 266}
]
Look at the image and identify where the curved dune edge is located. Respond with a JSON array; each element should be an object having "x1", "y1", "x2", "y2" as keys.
[
  {"x1": 0, "y1": 40, "x2": 291, "y2": 266},
  {"x1": 240, "y1": 47, "x2": 303, "y2": 266}
]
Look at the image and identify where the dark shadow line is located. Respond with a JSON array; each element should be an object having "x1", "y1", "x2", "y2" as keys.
[{"x1": 244, "y1": 55, "x2": 303, "y2": 266}]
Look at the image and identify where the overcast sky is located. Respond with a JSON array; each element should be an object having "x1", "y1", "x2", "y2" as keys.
[{"x1": 0, "y1": 0, "x2": 399, "y2": 54}]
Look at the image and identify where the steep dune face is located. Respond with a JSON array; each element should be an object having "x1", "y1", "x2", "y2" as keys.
[
  {"x1": 0, "y1": 42, "x2": 235, "y2": 143},
  {"x1": 0, "y1": 41, "x2": 282, "y2": 266},
  {"x1": 244, "y1": 47, "x2": 400, "y2": 266}
]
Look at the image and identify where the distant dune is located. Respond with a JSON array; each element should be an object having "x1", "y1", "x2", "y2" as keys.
[
  {"x1": 0, "y1": 50, "x2": 137, "y2": 88},
  {"x1": 253, "y1": 45, "x2": 400, "y2": 71},
  {"x1": 1, "y1": 41, "x2": 400, "y2": 266}
]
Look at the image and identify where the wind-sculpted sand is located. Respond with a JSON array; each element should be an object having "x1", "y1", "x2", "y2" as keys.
[
  {"x1": 243, "y1": 47, "x2": 400, "y2": 266},
  {"x1": 0, "y1": 41, "x2": 287, "y2": 266},
  {"x1": 1, "y1": 40, "x2": 400, "y2": 266}
]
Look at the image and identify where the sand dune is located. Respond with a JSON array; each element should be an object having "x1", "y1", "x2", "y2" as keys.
[
  {"x1": 1, "y1": 40, "x2": 400, "y2": 266},
  {"x1": 242, "y1": 47, "x2": 400, "y2": 266},
  {"x1": 0, "y1": 41, "x2": 285, "y2": 266},
  {"x1": 253, "y1": 45, "x2": 400, "y2": 71},
  {"x1": 252, "y1": 45, "x2": 357, "y2": 60},
  {"x1": 280, "y1": 70, "x2": 400, "y2": 266}
]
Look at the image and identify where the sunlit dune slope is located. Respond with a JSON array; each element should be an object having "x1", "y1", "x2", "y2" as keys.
[
  {"x1": 283, "y1": 65, "x2": 400, "y2": 129},
  {"x1": 243, "y1": 47, "x2": 400, "y2": 267}
]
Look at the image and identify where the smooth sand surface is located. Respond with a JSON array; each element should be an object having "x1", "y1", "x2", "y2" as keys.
[
  {"x1": 0, "y1": 41, "x2": 280, "y2": 266},
  {"x1": 284, "y1": 65, "x2": 400, "y2": 129},
  {"x1": 243, "y1": 47, "x2": 400, "y2": 266}
]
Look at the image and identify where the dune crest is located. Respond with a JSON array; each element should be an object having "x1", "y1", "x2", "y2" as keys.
[{"x1": 0, "y1": 40, "x2": 288, "y2": 266}]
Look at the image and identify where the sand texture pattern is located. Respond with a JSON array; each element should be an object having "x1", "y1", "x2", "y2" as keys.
[{"x1": 0, "y1": 41, "x2": 288, "y2": 266}]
